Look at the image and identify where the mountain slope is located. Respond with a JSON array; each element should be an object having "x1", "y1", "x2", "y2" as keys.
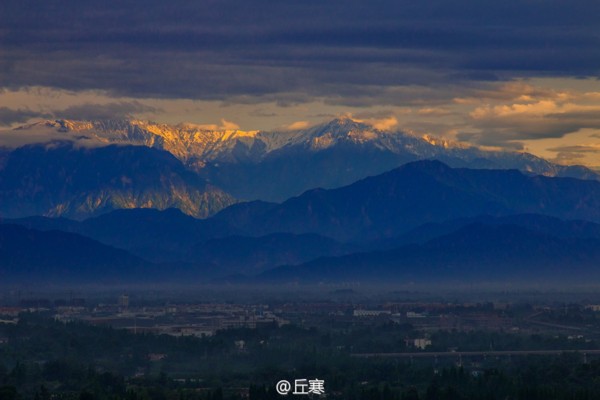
[
  {"x1": 187, "y1": 233, "x2": 351, "y2": 276},
  {"x1": 6, "y1": 208, "x2": 235, "y2": 262},
  {"x1": 6, "y1": 209, "x2": 354, "y2": 270},
  {"x1": 370, "y1": 213, "x2": 600, "y2": 250},
  {"x1": 201, "y1": 119, "x2": 598, "y2": 201},
  {"x1": 0, "y1": 141, "x2": 236, "y2": 219},
  {"x1": 8, "y1": 161, "x2": 600, "y2": 280}
]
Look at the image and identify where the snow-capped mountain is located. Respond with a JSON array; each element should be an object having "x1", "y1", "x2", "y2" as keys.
[
  {"x1": 11, "y1": 117, "x2": 430, "y2": 162},
  {"x1": 3, "y1": 117, "x2": 597, "y2": 201}
]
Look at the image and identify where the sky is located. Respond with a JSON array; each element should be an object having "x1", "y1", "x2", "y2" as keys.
[{"x1": 1, "y1": 0, "x2": 600, "y2": 166}]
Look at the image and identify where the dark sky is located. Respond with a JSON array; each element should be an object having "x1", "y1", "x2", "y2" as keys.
[
  {"x1": 1, "y1": 0, "x2": 600, "y2": 165},
  {"x1": 2, "y1": 0, "x2": 599, "y2": 99}
]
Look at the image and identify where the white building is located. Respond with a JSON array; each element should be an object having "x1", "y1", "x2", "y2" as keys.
[{"x1": 413, "y1": 338, "x2": 431, "y2": 350}]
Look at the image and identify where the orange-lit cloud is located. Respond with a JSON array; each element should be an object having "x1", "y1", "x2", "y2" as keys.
[
  {"x1": 417, "y1": 107, "x2": 452, "y2": 116},
  {"x1": 183, "y1": 119, "x2": 241, "y2": 131},
  {"x1": 3, "y1": 78, "x2": 600, "y2": 167},
  {"x1": 348, "y1": 115, "x2": 399, "y2": 131},
  {"x1": 546, "y1": 143, "x2": 600, "y2": 166},
  {"x1": 284, "y1": 120, "x2": 312, "y2": 130},
  {"x1": 368, "y1": 116, "x2": 398, "y2": 131},
  {"x1": 454, "y1": 81, "x2": 572, "y2": 104},
  {"x1": 470, "y1": 100, "x2": 560, "y2": 119}
]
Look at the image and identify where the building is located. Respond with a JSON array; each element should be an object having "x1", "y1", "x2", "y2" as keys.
[
  {"x1": 413, "y1": 338, "x2": 432, "y2": 350},
  {"x1": 118, "y1": 295, "x2": 129, "y2": 308}
]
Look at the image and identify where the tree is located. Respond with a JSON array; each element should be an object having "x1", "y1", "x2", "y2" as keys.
[{"x1": 0, "y1": 386, "x2": 19, "y2": 400}]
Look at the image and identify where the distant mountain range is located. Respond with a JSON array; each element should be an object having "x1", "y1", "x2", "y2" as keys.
[
  {"x1": 187, "y1": 233, "x2": 350, "y2": 276},
  {"x1": 3, "y1": 118, "x2": 596, "y2": 203},
  {"x1": 8, "y1": 209, "x2": 352, "y2": 274},
  {"x1": 3, "y1": 116, "x2": 600, "y2": 284},
  {"x1": 260, "y1": 223, "x2": 600, "y2": 284},
  {"x1": 8, "y1": 208, "x2": 232, "y2": 262},
  {"x1": 368, "y1": 213, "x2": 600, "y2": 251},
  {"x1": 4, "y1": 160, "x2": 600, "y2": 284},
  {"x1": 0, "y1": 224, "x2": 152, "y2": 283},
  {"x1": 209, "y1": 160, "x2": 600, "y2": 242}
]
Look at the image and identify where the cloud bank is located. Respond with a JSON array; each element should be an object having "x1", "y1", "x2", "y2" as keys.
[{"x1": 1, "y1": 1, "x2": 599, "y2": 103}]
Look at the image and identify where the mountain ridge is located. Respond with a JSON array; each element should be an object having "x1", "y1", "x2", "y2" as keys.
[
  {"x1": 3, "y1": 117, "x2": 596, "y2": 202},
  {"x1": 259, "y1": 223, "x2": 600, "y2": 283},
  {"x1": 208, "y1": 160, "x2": 600, "y2": 241},
  {"x1": 6, "y1": 157, "x2": 600, "y2": 282},
  {"x1": 0, "y1": 224, "x2": 153, "y2": 283}
]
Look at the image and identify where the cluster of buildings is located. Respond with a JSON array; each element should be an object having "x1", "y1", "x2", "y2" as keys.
[
  {"x1": 52, "y1": 299, "x2": 289, "y2": 337},
  {"x1": 3, "y1": 296, "x2": 591, "y2": 346}
]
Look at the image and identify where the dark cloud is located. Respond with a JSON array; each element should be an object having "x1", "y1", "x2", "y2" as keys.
[
  {"x1": 455, "y1": 131, "x2": 526, "y2": 151},
  {"x1": 0, "y1": 102, "x2": 158, "y2": 127},
  {"x1": 551, "y1": 151, "x2": 587, "y2": 165},
  {"x1": 1, "y1": 1, "x2": 599, "y2": 103},
  {"x1": 0, "y1": 107, "x2": 51, "y2": 126},
  {"x1": 463, "y1": 107, "x2": 600, "y2": 149},
  {"x1": 547, "y1": 145, "x2": 600, "y2": 154},
  {"x1": 56, "y1": 101, "x2": 160, "y2": 120},
  {"x1": 546, "y1": 145, "x2": 600, "y2": 165},
  {"x1": 249, "y1": 109, "x2": 278, "y2": 118},
  {"x1": 353, "y1": 110, "x2": 398, "y2": 120}
]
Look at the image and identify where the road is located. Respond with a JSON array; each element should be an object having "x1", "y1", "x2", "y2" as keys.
[{"x1": 351, "y1": 349, "x2": 600, "y2": 358}]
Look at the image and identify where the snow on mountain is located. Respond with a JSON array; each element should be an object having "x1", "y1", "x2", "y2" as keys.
[
  {"x1": 2, "y1": 116, "x2": 598, "y2": 202},
  {"x1": 3, "y1": 117, "x2": 469, "y2": 162}
]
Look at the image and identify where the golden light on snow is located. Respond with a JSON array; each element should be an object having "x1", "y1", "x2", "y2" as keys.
[{"x1": 2, "y1": 78, "x2": 600, "y2": 167}]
